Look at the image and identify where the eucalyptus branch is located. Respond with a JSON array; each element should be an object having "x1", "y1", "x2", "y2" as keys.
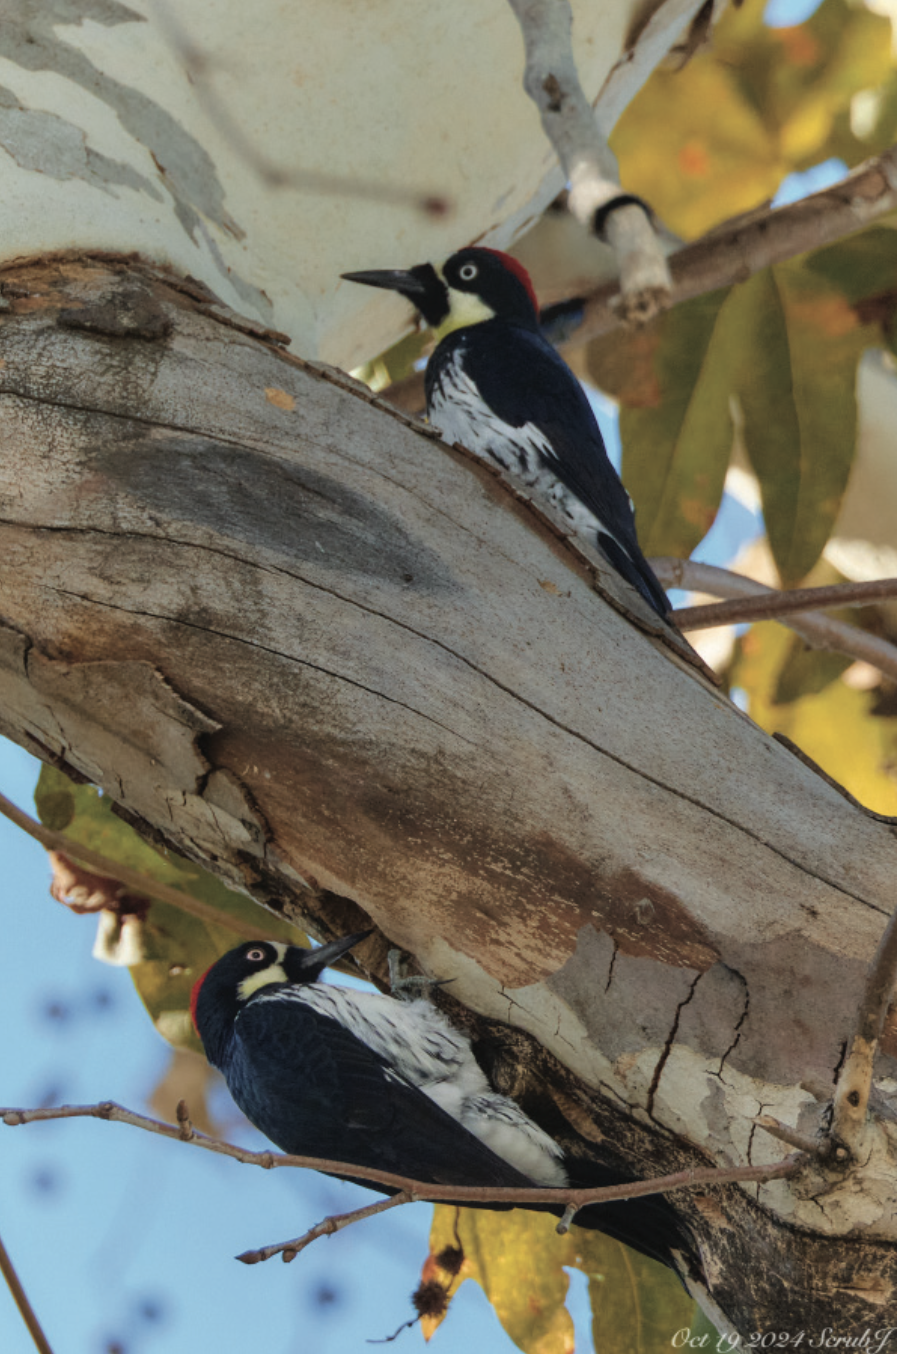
[
  {"x1": 831, "y1": 910, "x2": 898, "y2": 1156},
  {"x1": 0, "y1": 792, "x2": 291, "y2": 943},
  {"x1": 0, "y1": 1228, "x2": 55, "y2": 1354},
  {"x1": 1, "y1": 1099, "x2": 803, "y2": 1263},
  {"x1": 237, "y1": 1194, "x2": 414, "y2": 1264},
  {"x1": 505, "y1": 0, "x2": 670, "y2": 320},
  {"x1": 672, "y1": 578, "x2": 896, "y2": 631},
  {"x1": 652, "y1": 560, "x2": 897, "y2": 680}
]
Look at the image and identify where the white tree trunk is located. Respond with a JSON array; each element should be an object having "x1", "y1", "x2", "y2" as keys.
[{"x1": 0, "y1": 256, "x2": 893, "y2": 1335}]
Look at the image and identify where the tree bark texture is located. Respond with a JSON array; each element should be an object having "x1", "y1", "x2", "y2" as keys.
[{"x1": 0, "y1": 255, "x2": 894, "y2": 1335}]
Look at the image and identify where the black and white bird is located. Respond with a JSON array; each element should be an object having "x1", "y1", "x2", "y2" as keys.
[
  {"x1": 342, "y1": 247, "x2": 670, "y2": 618},
  {"x1": 191, "y1": 935, "x2": 691, "y2": 1271}
]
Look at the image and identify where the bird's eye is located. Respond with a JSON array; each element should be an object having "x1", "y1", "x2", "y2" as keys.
[
  {"x1": 458, "y1": 262, "x2": 478, "y2": 282},
  {"x1": 245, "y1": 947, "x2": 267, "y2": 962}
]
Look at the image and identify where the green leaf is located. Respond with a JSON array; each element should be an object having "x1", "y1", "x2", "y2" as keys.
[
  {"x1": 35, "y1": 765, "x2": 302, "y2": 1049},
  {"x1": 426, "y1": 1206, "x2": 695, "y2": 1354},
  {"x1": 588, "y1": 289, "x2": 735, "y2": 561},
  {"x1": 734, "y1": 256, "x2": 881, "y2": 584}
]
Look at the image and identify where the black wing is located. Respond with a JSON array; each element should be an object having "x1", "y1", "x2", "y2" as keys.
[
  {"x1": 429, "y1": 322, "x2": 670, "y2": 617},
  {"x1": 227, "y1": 995, "x2": 535, "y2": 1188},
  {"x1": 226, "y1": 995, "x2": 689, "y2": 1272}
]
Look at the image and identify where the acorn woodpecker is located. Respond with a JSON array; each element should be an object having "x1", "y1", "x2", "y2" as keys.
[
  {"x1": 342, "y1": 247, "x2": 670, "y2": 618},
  {"x1": 191, "y1": 935, "x2": 690, "y2": 1271}
]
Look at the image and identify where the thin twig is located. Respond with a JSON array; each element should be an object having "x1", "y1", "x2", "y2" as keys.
[
  {"x1": 652, "y1": 560, "x2": 897, "y2": 680},
  {"x1": 238, "y1": 1194, "x2": 415, "y2": 1264},
  {"x1": 673, "y1": 578, "x2": 896, "y2": 631},
  {"x1": 0, "y1": 1100, "x2": 803, "y2": 1255},
  {"x1": 753, "y1": 1115, "x2": 828, "y2": 1158},
  {"x1": 505, "y1": 0, "x2": 670, "y2": 319},
  {"x1": 0, "y1": 1228, "x2": 55, "y2": 1354},
  {"x1": 831, "y1": 910, "x2": 898, "y2": 1155},
  {"x1": 0, "y1": 791, "x2": 292, "y2": 943}
]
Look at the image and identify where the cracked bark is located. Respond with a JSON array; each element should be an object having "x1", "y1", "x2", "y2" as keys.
[{"x1": 0, "y1": 255, "x2": 894, "y2": 1336}]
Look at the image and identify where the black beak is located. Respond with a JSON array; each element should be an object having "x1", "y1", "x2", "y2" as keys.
[
  {"x1": 341, "y1": 263, "x2": 449, "y2": 327},
  {"x1": 296, "y1": 929, "x2": 373, "y2": 976}
]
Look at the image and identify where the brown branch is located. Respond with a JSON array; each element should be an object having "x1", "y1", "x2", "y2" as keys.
[
  {"x1": 0, "y1": 1228, "x2": 55, "y2": 1354},
  {"x1": 379, "y1": 149, "x2": 897, "y2": 414},
  {"x1": 652, "y1": 560, "x2": 897, "y2": 679},
  {"x1": 237, "y1": 1194, "x2": 415, "y2": 1265},
  {"x1": 831, "y1": 909, "x2": 898, "y2": 1156},
  {"x1": 0, "y1": 1100, "x2": 804, "y2": 1262},
  {"x1": 753, "y1": 1114, "x2": 830, "y2": 1158},
  {"x1": 673, "y1": 578, "x2": 896, "y2": 631},
  {"x1": 0, "y1": 792, "x2": 291, "y2": 943}
]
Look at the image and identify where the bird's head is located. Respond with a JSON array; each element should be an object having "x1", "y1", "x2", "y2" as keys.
[
  {"x1": 190, "y1": 932, "x2": 371, "y2": 1063},
  {"x1": 342, "y1": 247, "x2": 539, "y2": 341}
]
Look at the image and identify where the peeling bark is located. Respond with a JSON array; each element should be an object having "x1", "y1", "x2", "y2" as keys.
[{"x1": 0, "y1": 255, "x2": 894, "y2": 1335}]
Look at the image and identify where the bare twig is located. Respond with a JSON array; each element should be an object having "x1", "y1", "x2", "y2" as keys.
[
  {"x1": 652, "y1": 560, "x2": 898, "y2": 679},
  {"x1": 673, "y1": 578, "x2": 896, "y2": 631},
  {"x1": 0, "y1": 791, "x2": 292, "y2": 943},
  {"x1": 505, "y1": 0, "x2": 670, "y2": 319},
  {"x1": 753, "y1": 1114, "x2": 829, "y2": 1158},
  {"x1": 0, "y1": 1100, "x2": 803, "y2": 1260},
  {"x1": 0, "y1": 1228, "x2": 55, "y2": 1354},
  {"x1": 148, "y1": 0, "x2": 448, "y2": 216},
  {"x1": 237, "y1": 1194, "x2": 415, "y2": 1264},
  {"x1": 831, "y1": 910, "x2": 898, "y2": 1156}
]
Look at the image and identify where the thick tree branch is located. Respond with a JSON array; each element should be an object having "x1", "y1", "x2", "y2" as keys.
[
  {"x1": 0, "y1": 792, "x2": 289, "y2": 943},
  {"x1": 653, "y1": 560, "x2": 898, "y2": 679},
  {"x1": 0, "y1": 1229, "x2": 54, "y2": 1354},
  {"x1": 506, "y1": 0, "x2": 671, "y2": 320},
  {"x1": 1, "y1": 1099, "x2": 803, "y2": 1265},
  {"x1": 831, "y1": 910, "x2": 898, "y2": 1156},
  {"x1": 673, "y1": 578, "x2": 897, "y2": 631}
]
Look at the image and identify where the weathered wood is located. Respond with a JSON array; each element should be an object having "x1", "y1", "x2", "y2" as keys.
[{"x1": 0, "y1": 256, "x2": 894, "y2": 1334}]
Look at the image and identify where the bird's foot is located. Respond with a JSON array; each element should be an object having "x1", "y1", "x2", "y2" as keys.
[{"x1": 388, "y1": 948, "x2": 454, "y2": 1003}]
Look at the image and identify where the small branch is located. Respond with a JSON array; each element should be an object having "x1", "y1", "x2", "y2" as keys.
[
  {"x1": 0, "y1": 791, "x2": 291, "y2": 943},
  {"x1": 831, "y1": 910, "x2": 898, "y2": 1156},
  {"x1": 0, "y1": 1101, "x2": 803, "y2": 1261},
  {"x1": 652, "y1": 560, "x2": 897, "y2": 679},
  {"x1": 572, "y1": 147, "x2": 897, "y2": 345},
  {"x1": 237, "y1": 1193, "x2": 415, "y2": 1265},
  {"x1": 0, "y1": 1228, "x2": 55, "y2": 1354},
  {"x1": 753, "y1": 1115, "x2": 830, "y2": 1158},
  {"x1": 673, "y1": 578, "x2": 896, "y2": 630},
  {"x1": 505, "y1": 0, "x2": 670, "y2": 319}
]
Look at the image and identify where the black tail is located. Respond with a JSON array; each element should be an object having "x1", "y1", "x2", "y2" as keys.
[{"x1": 598, "y1": 533, "x2": 671, "y2": 619}]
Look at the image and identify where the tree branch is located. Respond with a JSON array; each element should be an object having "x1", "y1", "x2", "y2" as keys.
[
  {"x1": 0, "y1": 1228, "x2": 55, "y2": 1354},
  {"x1": 0, "y1": 792, "x2": 291, "y2": 944},
  {"x1": 653, "y1": 560, "x2": 898, "y2": 679},
  {"x1": 1, "y1": 1099, "x2": 803, "y2": 1259},
  {"x1": 505, "y1": 0, "x2": 671, "y2": 320},
  {"x1": 831, "y1": 909, "x2": 898, "y2": 1156},
  {"x1": 237, "y1": 1194, "x2": 415, "y2": 1264},
  {"x1": 672, "y1": 578, "x2": 897, "y2": 631}
]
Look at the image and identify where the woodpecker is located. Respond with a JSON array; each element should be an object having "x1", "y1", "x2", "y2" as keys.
[
  {"x1": 191, "y1": 935, "x2": 691, "y2": 1272},
  {"x1": 342, "y1": 248, "x2": 670, "y2": 618}
]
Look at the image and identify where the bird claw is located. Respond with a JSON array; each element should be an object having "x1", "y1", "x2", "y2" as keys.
[{"x1": 387, "y1": 948, "x2": 454, "y2": 1003}]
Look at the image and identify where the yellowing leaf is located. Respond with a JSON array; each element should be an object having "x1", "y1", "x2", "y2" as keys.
[
  {"x1": 426, "y1": 1206, "x2": 696, "y2": 1354},
  {"x1": 730, "y1": 623, "x2": 896, "y2": 814}
]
